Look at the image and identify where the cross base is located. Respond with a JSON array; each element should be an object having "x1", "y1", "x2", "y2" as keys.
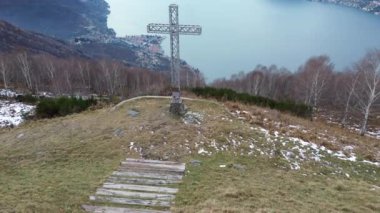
[
  {"x1": 170, "y1": 102, "x2": 186, "y2": 115},
  {"x1": 170, "y1": 91, "x2": 186, "y2": 115}
]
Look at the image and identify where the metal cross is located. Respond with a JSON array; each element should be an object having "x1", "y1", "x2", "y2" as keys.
[{"x1": 147, "y1": 4, "x2": 202, "y2": 101}]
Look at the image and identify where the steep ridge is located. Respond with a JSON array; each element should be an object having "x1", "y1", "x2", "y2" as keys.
[
  {"x1": 0, "y1": 0, "x2": 176, "y2": 71},
  {"x1": 0, "y1": 20, "x2": 85, "y2": 58},
  {"x1": 0, "y1": 0, "x2": 114, "y2": 40}
]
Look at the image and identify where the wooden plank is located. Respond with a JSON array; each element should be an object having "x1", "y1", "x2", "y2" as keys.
[
  {"x1": 96, "y1": 188, "x2": 175, "y2": 201},
  {"x1": 119, "y1": 166, "x2": 184, "y2": 175},
  {"x1": 107, "y1": 176, "x2": 181, "y2": 186},
  {"x1": 118, "y1": 166, "x2": 184, "y2": 175},
  {"x1": 126, "y1": 158, "x2": 181, "y2": 165},
  {"x1": 112, "y1": 171, "x2": 183, "y2": 180},
  {"x1": 82, "y1": 205, "x2": 170, "y2": 213},
  {"x1": 121, "y1": 161, "x2": 185, "y2": 172},
  {"x1": 103, "y1": 183, "x2": 178, "y2": 194},
  {"x1": 89, "y1": 195, "x2": 171, "y2": 207}
]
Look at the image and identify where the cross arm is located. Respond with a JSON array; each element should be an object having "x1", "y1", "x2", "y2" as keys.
[
  {"x1": 148, "y1": 23, "x2": 202, "y2": 35},
  {"x1": 147, "y1": 24, "x2": 171, "y2": 34},
  {"x1": 179, "y1": 25, "x2": 202, "y2": 35}
]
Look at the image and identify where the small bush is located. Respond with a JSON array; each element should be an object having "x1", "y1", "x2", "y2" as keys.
[
  {"x1": 16, "y1": 94, "x2": 39, "y2": 104},
  {"x1": 192, "y1": 87, "x2": 312, "y2": 118},
  {"x1": 36, "y1": 97, "x2": 97, "y2": 118}
]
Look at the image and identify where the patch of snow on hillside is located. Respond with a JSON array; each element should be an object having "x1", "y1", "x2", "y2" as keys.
[
  {"x1": 345, "y1": 124, "x2": 380, "y2": 139},
  {"x1": 0, "y1": 89, "x2": 18, "y2": 98},
  {"x1": 198, "y1": 147, "x2": 211, "y2": 155},
  {"x1": 249, "y1": 126, "x2": 379, "y2": 169},
  {"x1": 182, "y1": 111, "x2": 203, "y2": 125},
  {"x1": 366, "y1": 129, "x2": 380, "y2": 139},
  {"x1": 0, "y1": 100, "x2": 35, "y2": 127},
  {"x1": 280, "y1": 131, "x2": 379, "y2": 168}
]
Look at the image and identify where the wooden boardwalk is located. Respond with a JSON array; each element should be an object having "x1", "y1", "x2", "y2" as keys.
[{"x1": 82, "y1": 158, "x2": 186, "y2": 213}]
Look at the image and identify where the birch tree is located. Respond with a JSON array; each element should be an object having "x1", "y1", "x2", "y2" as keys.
[
  {"x1": 78, "y1": 61, "x2": 91, "y2": 91},
  {"x1": 100, "y1": 60, "x2": 110, "y2": 95},
  {"x1": 100, "y1": 60, "x2": 121, "y2": 96},
  {"x1": 248, "y1": 70, "x2": 264, "y2": 96},
  {"x1": 64, "y1": 67, "x2": 72, "y2": 94},
  {"x1": 340, "y1": 72, "x2": 359, "y2": 127},
  {"x1": 0, "y1": 58, "x2": 8, "y2": 88},
  {"x1": 297, "y1": 56, "x2": 333, "y2": 112},
  {"x1": 17, "y1": 52, "x2": 33, "y2": 91},
  {"x1": 111, "y1": 62, "x2": 121, "y2": 95},
  {"x1": 354, "y1": 51, "x2": 380, "y2": 136},
  {"x1": 44, "y1": 57, "x2": 59, "y2": 94}
]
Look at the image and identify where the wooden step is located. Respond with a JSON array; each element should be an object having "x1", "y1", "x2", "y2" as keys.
[
  {"x1": 118, "y1": 167, "x2": 184, "y2": 176},
  {"x1": 125, "y1": 158, "x2": 181, "y2": 165},
  {"x1": 121, "y1": 161, "x2": 185, "y2": 172},
  {"x1": 112, "y1": 171, "x2": 183, "y2": 180},
  {"x1": 82, "y1": 205, "x2": 170, "y2": 213},
  {"x1": 89, "y1": 195, "x2": 171, "y2": 207},
  {"x1": 107, "y1": 176, "x2": 181, "y2": 186},
  {"x1": 96, "y1": 188, "x2": 175, "y2": 201},
  {"x1": 103, "y1": 183, "x2": 178, "y2": 194},
  {"x1": 83, "y1": 158, "x2": 185, "y2": 212}
]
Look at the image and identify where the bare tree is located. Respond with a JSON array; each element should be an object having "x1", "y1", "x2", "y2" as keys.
[
  {"x1": 0, "y1": 57, "x2": 8, "y2": 88},
  {"x1": 78, "y1": 61, "x2": 86, "y2": 90},
  {"x1": 17, "y1": 52, "x2": 33, "y2": 91},
  {"x1": 78, "y1": 60, "x2": 92, "y2": 92},
  {"x1": 43, "y1": 56, "x2": 60, "y2": 94},
  {"x1": 100, "y1": 60, "x2": 122, "y2": 96},
  {"x1": 186, "y1": 70, "x2": 190, "y2": 88},
  {"x1": 64, "y1": 67, "x2": 72, "y2": 94},
  {"x1": 297, "y1": 56, "x2": 333, "y2": 113},
  {"x1": 111, "y1": 62, "x2": 121, "y2": 95},
  {"x1": 354, "y1": 51, "x2": 380, "y2": 136},
  {"x1": 340, "y1": 72, "x2": 359, "y2": 127},
  {"x1": 248, "y1": 70, "x2": 264, "y2": 96}
]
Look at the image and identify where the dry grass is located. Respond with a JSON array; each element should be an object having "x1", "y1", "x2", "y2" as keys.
[
  {"x1": 224, "y1": 101, "x2": 380, "y2": 162},
  {"x1": 175, "y1": 154, "x2": 380, "y2": 213},
  {"x1": 0, "y1": 97, "x2": 233, "y2": 211},
  {"x1": 0, "y1": 96, "x2": 378, "y2": 212}
]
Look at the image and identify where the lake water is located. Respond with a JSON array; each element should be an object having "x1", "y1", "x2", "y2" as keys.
[{"x1": 106, "y1": 0, "x2": 380, "y2": 81}]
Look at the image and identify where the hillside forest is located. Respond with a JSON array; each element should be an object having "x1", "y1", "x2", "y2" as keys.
[
  {"x1": 211, "y1": 50, "x2": 380, "y2": 136},
  {"x1": 0, "y1": 50, "x2": 379, "y2": 136}
]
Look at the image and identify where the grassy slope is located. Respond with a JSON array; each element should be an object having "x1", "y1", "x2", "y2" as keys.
[
  {"x1": 0, "y1": 97, "x2": 379, "y2": 212},
  {"x1": 176, "y1": 155, "x2": 379, "y2": 212}
]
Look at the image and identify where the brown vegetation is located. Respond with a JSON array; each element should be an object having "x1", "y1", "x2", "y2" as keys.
[
  {"x1": 224, "y1": 101, "x2": 380, "y2": 162},
  {"x1": 212, "y1": 51, "x2": 380, "y2": 135},
  {"x1": 0, "y1": 97, "x2": 378, "y2": 212},
  {"x1": 0, "y1": 52, "x2": 205, "y2": 98}
]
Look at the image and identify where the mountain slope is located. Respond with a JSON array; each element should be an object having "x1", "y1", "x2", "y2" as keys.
[
  {"x1": 0, "y1": 0, "x2": 114, "y2": 40},
  {"x1": 0, "y1": 0, "x2": 176, "y2": 71},
  {"x1": 0, "y1": 21, "x2": 84, "y2": 57}
]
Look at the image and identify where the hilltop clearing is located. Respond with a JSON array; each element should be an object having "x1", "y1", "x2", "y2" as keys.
[{"x1": 0, "y1": 97, "x2": 379, "y2": 212}]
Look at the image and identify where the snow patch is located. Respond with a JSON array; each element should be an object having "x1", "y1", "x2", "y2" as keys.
[
  {"x1": 182, "y1": 111, "x2": 203, "y2": 125},
  {"x1": 0, "y1": 89, "x2": 18, "y2": 98},
  {"x1": 250, "y1": 126, "x2": 379, "y2": 170},
  {"x1": 0, "y1": 100, "x2": 35, "y2": 127},
  {"x1": 198, "y1": 148, "x2": 210, "y2": 155}
]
